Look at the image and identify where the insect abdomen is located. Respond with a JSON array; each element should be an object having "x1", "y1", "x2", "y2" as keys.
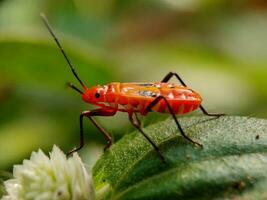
[{"x1": 150, "y1": 100, "x2": 201, "y2": 114}]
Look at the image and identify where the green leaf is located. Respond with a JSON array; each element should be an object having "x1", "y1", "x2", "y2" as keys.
[{"x1": 93, "y1": 116, "x2": 267, "y2": 200}]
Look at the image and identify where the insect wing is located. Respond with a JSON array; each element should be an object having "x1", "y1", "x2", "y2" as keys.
[{"x1": 120, "y1": 83, "x2": 160, "y2": 98}]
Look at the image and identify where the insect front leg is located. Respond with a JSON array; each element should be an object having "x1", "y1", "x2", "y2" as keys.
[
  {"x1": 161, "y1": 71, "x2": 224, "y2": 117},
  {"x1": 68, "y1": 108, "x2": 116, "y2": 156},
  {"x1": 128, "y1": 112, "x2": 166, "y2": 163},
  {"x1": 145, "y1": 96, "x2": 203, "y2": 148}
]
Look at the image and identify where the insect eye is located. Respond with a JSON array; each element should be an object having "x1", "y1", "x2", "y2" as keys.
[{"x1": 95, "y1": 92, "x2": 100, "y2": 98}]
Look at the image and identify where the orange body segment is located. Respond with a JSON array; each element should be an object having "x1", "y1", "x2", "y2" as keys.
[{"x1": 82, "y1": 82, "x2": 202, "y2": 115}]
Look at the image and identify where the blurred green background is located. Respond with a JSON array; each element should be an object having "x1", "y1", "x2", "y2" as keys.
[{"x1": 0, "y1": 0, "x2": 267, "y2": 173}]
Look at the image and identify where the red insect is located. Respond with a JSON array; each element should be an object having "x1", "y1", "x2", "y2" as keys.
[{"x1": 41, "y1": 14, "x2": 224, "y2": 162}]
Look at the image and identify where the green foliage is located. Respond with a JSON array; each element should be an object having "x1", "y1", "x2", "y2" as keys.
[
  {"x1": 0, "y1": 38, "x2": 113, "y2": 87},
  {"x1": 93, "y1": 116, "x2": 267, "y2": 200},
  {"x1": 0, "y1": 36, "x2": 117, "y2": 169},
  {"x1": 1, "y1": 0, "x2": 267, "y2": 176}
]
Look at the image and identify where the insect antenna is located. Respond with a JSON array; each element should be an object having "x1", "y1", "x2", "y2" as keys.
[
  {"x1": 40, "y1": 13, "x2": 86, "y2": 89},
  {"x1": 66, "y1": 82, "x2": 83, "y2": 94}
]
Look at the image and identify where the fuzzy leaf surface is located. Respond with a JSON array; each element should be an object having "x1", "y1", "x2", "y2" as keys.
[{"x1": 93, "y1": 116, "x2": 267, "y2": 200}]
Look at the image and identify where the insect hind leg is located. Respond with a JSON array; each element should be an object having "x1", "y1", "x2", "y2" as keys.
[
  {"x1": 161, "y1": 71, "x2": 187, "y2": 86},
  {"x1": 145, "y1": 95, "x2": 203, "y2": 148},
  {"x1": 161, "y1": 71, "x2": 224, "y2": 117}
]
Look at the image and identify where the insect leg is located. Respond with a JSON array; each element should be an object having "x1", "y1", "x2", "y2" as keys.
[
  {"x1": 68, "y1": 108, "x2": 116, "y2": 155},
  {"x1": 145, "y1": 96, "x2": 203, "y2": 147},
  {"x1": 161, "y1": 72, "x2": 224, "y2": 117},
  {"x1": 161, "y1": 71, "x2": 187, "y2": 86},
  {"x1": 198, "y1": 105, "x2": 225, "y2": 117},
  {"x1": 129, "y1": 112, "x2": 166, "y2": 163}
]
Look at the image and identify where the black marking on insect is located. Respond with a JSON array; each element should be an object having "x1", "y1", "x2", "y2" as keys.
[
  {"x1": 136, "y1": 83, "x2": 155, "y2": 87},
  {"x1": 138, "y1": 90, "x2": 158, "y2": 97}
]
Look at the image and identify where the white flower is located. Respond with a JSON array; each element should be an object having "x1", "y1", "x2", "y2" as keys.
[{"x1": 2, "y1": 145, "x2": 95, "y2": 200}]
